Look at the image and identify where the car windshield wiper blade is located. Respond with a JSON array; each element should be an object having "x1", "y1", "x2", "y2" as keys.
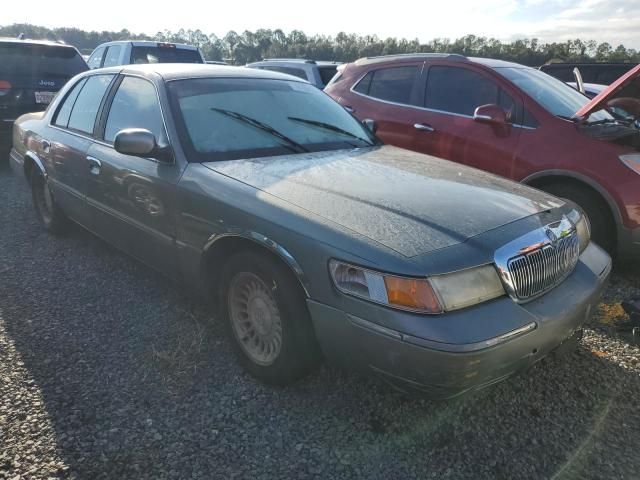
[
  {"x1": 287, "y1": 117, "x2": 375, "y2": 146},
  {"x1": 211, "y1": 108, "x2": 308, "y2": 153}
]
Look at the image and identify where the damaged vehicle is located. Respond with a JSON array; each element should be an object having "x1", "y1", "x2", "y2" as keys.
[
  {"x1": 10, "y1": 65, "x2": 611, "y2": 398},
  {"x1": 326, "y1": 56, "x2": 640, "y2": 258}
]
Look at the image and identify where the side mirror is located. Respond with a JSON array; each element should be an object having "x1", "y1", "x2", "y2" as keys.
[
  {"x1": 114, "y1": 128, "x2": 172, "y2": 162},
  {"x1": 114, "y1": 128, "x2": 156, "y2": 156},
  {"x1": 362, "y1": 118, "x2": 377, "y2": 134},
  {"x1": 473, "y1": 104, "x2": 508, "y2": 132}
]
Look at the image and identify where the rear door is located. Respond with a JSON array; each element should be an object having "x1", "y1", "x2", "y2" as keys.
[
  {"x1": 85, "y1": 74, "x2": 182, "y2": 277},
  {"x1": 0, "y1": 42, "x2": 88, "y2": 120},
  {"x1": 47, "y1": 74, "x2": 115, "y2": 226},
  {"x1": 413, "y1": 63, "x2": 522, "y2": 178},
  {"x1": 346, "y1": 63, "x2": 424, "y2": 151}
]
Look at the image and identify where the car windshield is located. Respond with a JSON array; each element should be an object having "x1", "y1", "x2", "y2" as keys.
[
  {"x1": 497, "y1": 67, "x2": 615, "y2": 123},
  {"x1": 0, "y1": 43, "x2": 87, "y2": 77},
  {"x1": 167, "y1": 77, "x2": 377, "y2": 162}
]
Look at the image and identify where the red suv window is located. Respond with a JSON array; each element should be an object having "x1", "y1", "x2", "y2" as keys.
[{"x1": 354, "y1": 66, "x2": 419, "y2": 105}]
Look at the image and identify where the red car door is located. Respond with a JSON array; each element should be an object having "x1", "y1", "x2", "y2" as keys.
[
  {"x1": 411, "y1": 63, "x2": 522, "y2": 179},
  {"x1": 340, "y1": 62, "x2": 426, "y2": 151}
]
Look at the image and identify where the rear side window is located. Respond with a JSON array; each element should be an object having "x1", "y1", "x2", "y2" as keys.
[
  {"x1": 54, "y1": 78, "x2": 87, "y2": 127},
  {"x1": 67, "y1": 75, "x2": 114, "y2": 134},
  {"x1": 0, "y1": 43, "x2": 87, "y2": 78},
  {"x1": 130, "y1": 46, "x2": 202, "y2": 64},
  {"x1": 87, "y1": 47, "x2": 105, "y2": 69},
  {"x1": 318, "y1": 66, "x2": 338, "y2": 87},
  {"x1": 104, "y1": 76, "x2": 165, "y2": 143},
  {"x1": 102, "y1": 45, "x2": 122, "y2": 68},
  {"x1": 366, "y1": 66, "x2": 418, "y2": 105},
  {"x1": 426, "y1": 66, "x2": 498, "y2": 116},
  {"x1": 353, "y1": 72, "x2": 373, "y2": 94}
]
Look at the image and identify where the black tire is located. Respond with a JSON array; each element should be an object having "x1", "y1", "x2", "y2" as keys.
[
  {"x1": 219, "y1": 251, "x2": 321, "y2": 385},
  {"x1": 30, "y1": 168, "x2": 68, "y2": 234},
  {"x1": 541, "y1": 182, "x2": 615, "y2": 255}
]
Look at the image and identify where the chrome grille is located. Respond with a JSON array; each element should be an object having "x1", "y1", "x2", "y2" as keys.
[{"x1": 507, "y1": 231, "x2": 580, "y2": 300}]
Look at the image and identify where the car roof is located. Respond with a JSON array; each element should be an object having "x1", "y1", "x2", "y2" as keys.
[
  {"x1": 91, "y1": 63, "x2": 310, "y2": 82},
  {"x1": 352, "y1": 53, "x2": 529, "y2": 70},
  {"x1": 249, "y1": 59, "x2": 341, "y2": 66},
  {"x1": 0, "y1": 37, "x2": 77, "y2": 48}
]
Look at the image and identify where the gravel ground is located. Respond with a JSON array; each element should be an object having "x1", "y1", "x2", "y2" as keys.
[{"x1": 1, "y1": 161, "x2": 639, "y2": 480}]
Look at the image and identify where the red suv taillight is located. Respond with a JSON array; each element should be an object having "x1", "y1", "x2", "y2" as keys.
[{"x1": 0, "y1": 80, "x2": 11, "y2": 96}]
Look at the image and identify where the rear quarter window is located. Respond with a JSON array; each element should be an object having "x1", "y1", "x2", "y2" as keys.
[{"x1": 353, "y1": 66, "x2": 418, "y2": 105}]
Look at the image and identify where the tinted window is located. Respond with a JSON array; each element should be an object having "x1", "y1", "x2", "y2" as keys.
[
  {"x1": 87, "y1": 47, "x2": 105, "y2": 69},
  {"x1": 102, "y1": 45, "x2": 122, "y2": 68},
  {"x1": 368, "y1": 66, "x2": 418, "y2": 104},
  {"x1": 353, "y1": 72, "x2": 372, "y2": 94},
  {"x1": 426, "y1": 66, "x2": 498, "y2": 116},
  {"x1": 104, "y1": 76, "x2": 165, "y2": 143},
  {"x1": 265, "y1": 66, "x2": 308, "y2": 80},
  {"x1": 168, "y1": 78, "x2": 376, "y2": 162},
  {"x1": 0, "y1": 43, "x2": 87, "y2": 78},
  {"x1": 67, "y1": 75, "x2": 114, "y2": 134},
  {"x1": 318, "y1": 66, "x2": 338, "y2": 87},
  {"x1": 130, "y1": 46, "x2": 202, "y2": 64},
  {"x1": 54, "y1": 78, "x2": 87, "y2": 127}
]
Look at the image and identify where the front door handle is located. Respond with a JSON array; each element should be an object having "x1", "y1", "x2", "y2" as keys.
[
  {"x1": 414, "y1": 123, "x2": 435, "y2": 132},
  {"x1": 87, "y1": 156, "x2": 102, "y2": 175},
  {"x1": 343, "y1": 105, "x2": 355, "y2": 113},
  {"x1": 41, "y1": 139, "x2": 51, "y2": 153}
]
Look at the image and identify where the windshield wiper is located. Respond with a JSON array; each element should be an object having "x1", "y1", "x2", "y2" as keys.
[
  {"x1": 211, "y1": 108, "x2": 308, "y2": 153},
  {"x1": 287, "y1": 117, "x2": 375, "y2": 146}
]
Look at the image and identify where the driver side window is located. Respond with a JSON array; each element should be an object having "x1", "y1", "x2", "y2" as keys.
[{"x1": 104, "y1": 76, "x2": 166, "y2": 144}]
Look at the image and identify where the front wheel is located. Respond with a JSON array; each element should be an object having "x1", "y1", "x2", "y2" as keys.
[
  {"x1": 220, "y1": 251, "x2": 321, "y2": 385},
  {"x1": 30, "y1": 168, "x2": 68, "y2": 234}
]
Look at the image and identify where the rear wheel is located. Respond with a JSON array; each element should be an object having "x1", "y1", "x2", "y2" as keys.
[
  {"x1": 220, "y1": 251, "x2": 321, "y2": 385},
  {"x1": 30, "y1": 168, "x2": 68, "y2": 234},
  {"x1": 541, "y1": 182, "x2": 615, "y2": 255}
]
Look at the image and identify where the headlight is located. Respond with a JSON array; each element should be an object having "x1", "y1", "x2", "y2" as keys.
[
  {"x1": 620, "y1": 154, "x2": 640, "y2": 176},
  {"x1": 568, "y1": 208, "x2": 591, "y2": 252},
  {"x1": 329, "y1": 260, "x2": 505, "y2": 314}
]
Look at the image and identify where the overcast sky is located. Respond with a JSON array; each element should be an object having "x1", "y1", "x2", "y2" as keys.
[{"x1": 4, "y1": 0, "x2": 639, "y2": 49}]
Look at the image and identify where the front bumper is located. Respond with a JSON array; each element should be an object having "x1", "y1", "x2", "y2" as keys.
[{"x1": 308, "y1": 243, "x2": 611, "y2": 399}]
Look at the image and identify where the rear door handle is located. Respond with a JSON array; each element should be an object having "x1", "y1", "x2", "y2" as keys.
[
  {"x1": 41, "y1": 139, "x2": 51, "y2": 153},
  {"x1": 87, "y1": 156, "x2": 102, "y2": 175},
  {"x1": 344, "y1": 105, "x2": 355, "y2": 113},
  {"x1": 414, "y1": 123, "x2": 435, "y2": 132}
]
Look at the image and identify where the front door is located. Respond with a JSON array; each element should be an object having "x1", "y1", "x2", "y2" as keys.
[
  {"x1": 85, "y1": 75, "x2": 183, "y2": 278},
  {"x1": 413, "y1": 64, "x2": 522, "y2": 179}
]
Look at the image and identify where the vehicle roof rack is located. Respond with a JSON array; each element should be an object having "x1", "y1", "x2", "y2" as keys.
[
  {"x1": 355, "y1": 53, "x2": 467, "y2": 66},
  {"x1": 261, "y1": 58, "x2": 317, "y2": 64}
]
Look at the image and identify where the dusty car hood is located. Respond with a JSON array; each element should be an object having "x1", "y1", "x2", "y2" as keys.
[
  {"x1": 574, "y1": 63, "x2": 640, "y2": 119},
  {"x1": 203, "y1": 146, "x2": 562, "y2": 257}
]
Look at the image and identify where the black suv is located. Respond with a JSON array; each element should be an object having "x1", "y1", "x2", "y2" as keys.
[
  {"x1": 0, "y1": 38, "x2": 88, "y2": 155},
  {"x1": 539, "y1": 62, "x2": 638, "y2": 85}
]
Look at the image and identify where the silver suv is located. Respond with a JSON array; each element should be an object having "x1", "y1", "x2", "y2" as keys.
[
  {"x1": 246, "y1": 59, "x2": 341, "y2": 89},
  {"x1": 87, "y1": 40, "x2": 204, "y2": 69}
]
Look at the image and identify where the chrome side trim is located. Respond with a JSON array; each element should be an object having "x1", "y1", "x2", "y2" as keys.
[
  {"x1": 23, "y1": 150, "x2": 47, "y2": 177},
  {"x1": 348, "y1": 313, "x2": 537, "y2": 353},
  {"x1": 205, "y1": 232, "x2": 310, "y2": 297}
]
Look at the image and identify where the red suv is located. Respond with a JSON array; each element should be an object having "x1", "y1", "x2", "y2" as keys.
[{"x1": 325, "y1": 54, "x2": 640, "y2": 259}]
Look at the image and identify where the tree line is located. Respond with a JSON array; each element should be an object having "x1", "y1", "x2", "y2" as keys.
[{"x1": 1, "y1": 23, "x2": 639, "y2": 66}]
